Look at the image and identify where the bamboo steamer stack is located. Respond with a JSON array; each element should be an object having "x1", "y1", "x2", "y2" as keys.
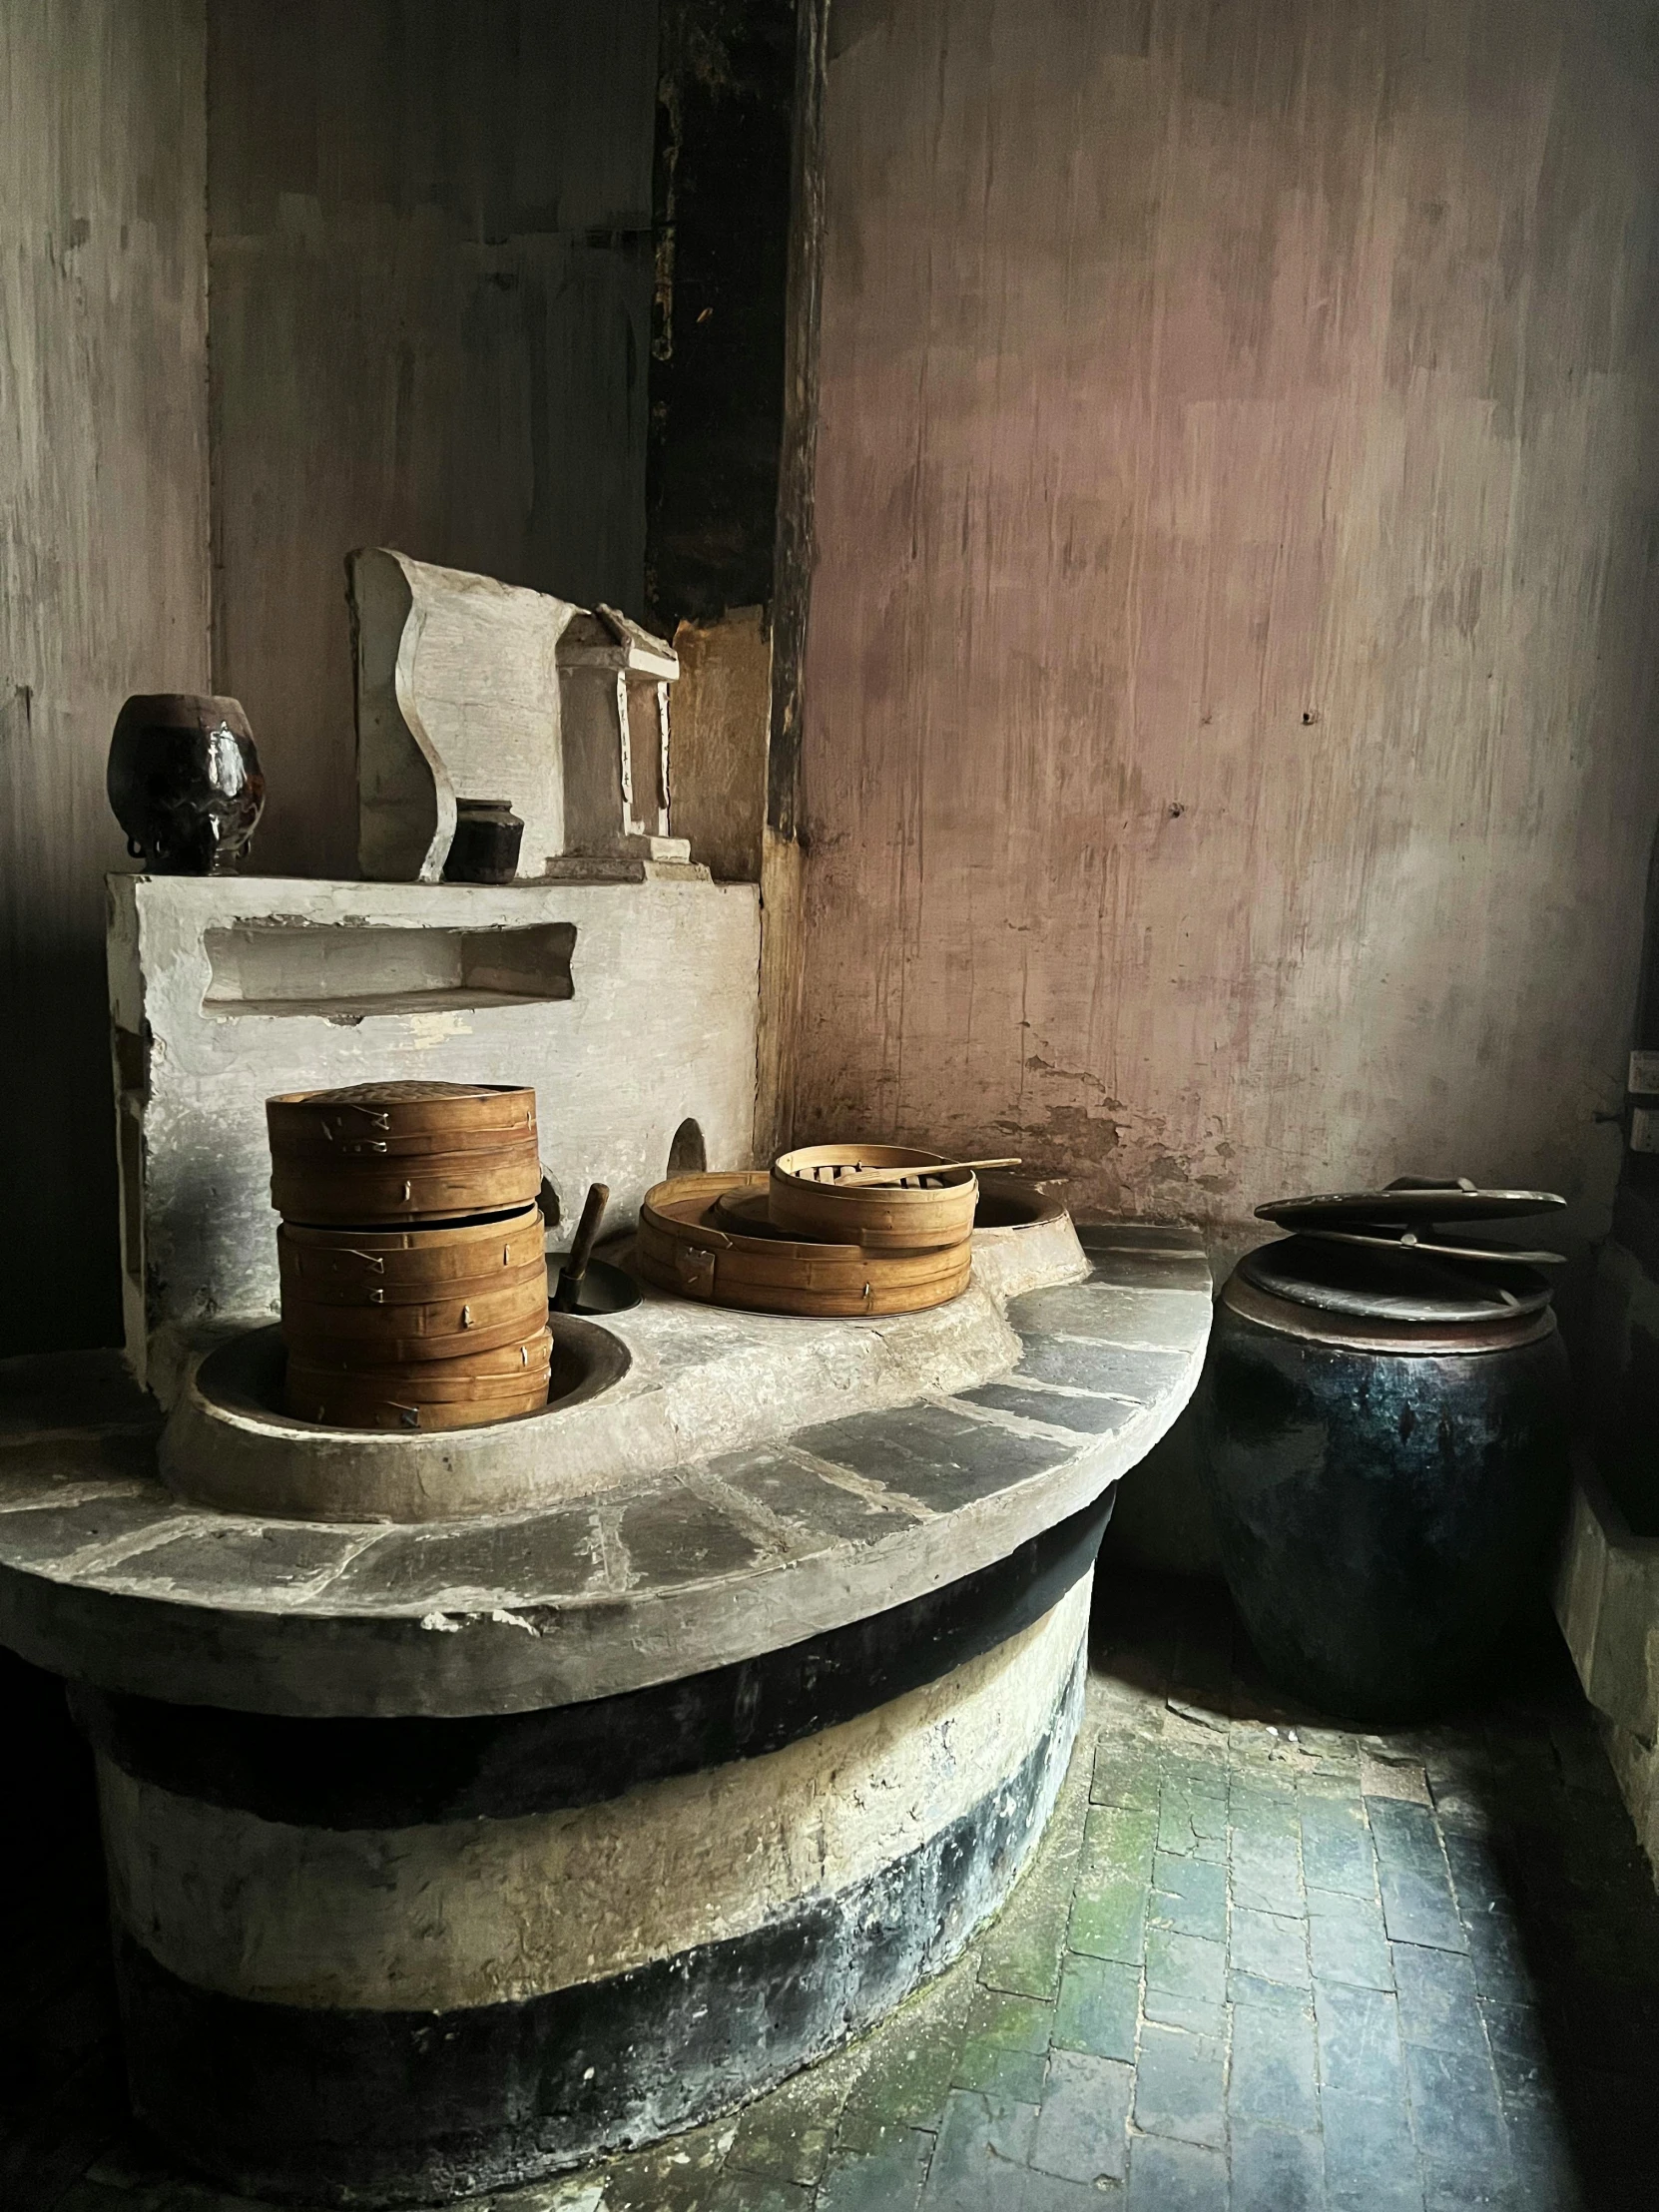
[
  {"x1": 269, "y1": 1081, "x2": 550, "y2": 1430},
  {"x1": 635, "y1": 1145, "x2": 981, "y2": 1318}
]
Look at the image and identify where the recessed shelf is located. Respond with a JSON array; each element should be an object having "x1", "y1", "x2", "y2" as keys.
[{"x1": 202, "y1": 921, "x2": 576, "y2": 1018}]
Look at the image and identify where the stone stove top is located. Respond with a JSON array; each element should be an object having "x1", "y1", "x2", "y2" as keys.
[{"x1": 0, "y1": 1225, "x2": 1210, "y2": 1719}]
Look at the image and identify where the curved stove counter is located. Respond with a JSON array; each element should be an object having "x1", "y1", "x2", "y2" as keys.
[{"x1": 0, "y1": 1222, "x2": 1209, "y2": 2207}]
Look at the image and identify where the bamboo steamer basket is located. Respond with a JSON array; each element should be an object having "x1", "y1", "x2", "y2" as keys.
[
  {"x1": 285, "y1": 1328, "x2": 552, "y2": 1430},
  {"x1": 277, "y1": 1205, "x2": 545, "y2": 1306},
  {"x1": 770, "y1": 1144, "x2": 977, "y2": 1253},
  {"x1": 637, "y1": 1172, "x2": 972, "y2": 1317},
  {"x1": 281, "y1": 1268, "x2": 549, "y2": 1365},
  {"x1": 269, "y1": 1081, "x2": 540, "y2": 1223}
]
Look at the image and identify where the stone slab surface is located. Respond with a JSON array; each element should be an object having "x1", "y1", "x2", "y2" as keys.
[
  {"x1": 109, "y1": 873, "x2": 761, "y2": 1398},
  {"x1": 0, "y1": 1230, "x2": 1210, "y2": 1718},
  {"x1": 10, "y1": 1567, "x2": 1650, "y2": 2209}
]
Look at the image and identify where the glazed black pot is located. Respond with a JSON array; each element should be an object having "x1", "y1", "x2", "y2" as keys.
[
  {"x1": 108, "y1": 694, "x2": 265, "y2": 874},
  {"x1": 443, "y1": 798, "x2": 524, "y2": 884},
  {"x1": 1198, "y1": 1237, "x2": 1571, "y2": 1721}
]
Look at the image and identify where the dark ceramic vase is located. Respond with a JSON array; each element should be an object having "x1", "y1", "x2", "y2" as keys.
[
  {"x1": 108, "y1": 694, "x2": 265, "y2": 874},
  {"x1": 1198, "y1": 1237, "x2": 1571, "y2": 1722}
]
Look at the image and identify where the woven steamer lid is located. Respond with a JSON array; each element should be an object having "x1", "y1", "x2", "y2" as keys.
[{"x1": 267, "y1": 1080, "x2": 541, "y2": 1225}]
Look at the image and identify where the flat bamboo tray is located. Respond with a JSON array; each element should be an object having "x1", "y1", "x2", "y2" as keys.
[
  {"x1": 637, "y1": 1172, "x2": 972, "y2": 1317},
  {"x1": 770, "y1": 1144, "x2": 977, "y2": 1253},
  {"x1": 268, "y1": 1081, "x2": 540, "y2": 1223}
]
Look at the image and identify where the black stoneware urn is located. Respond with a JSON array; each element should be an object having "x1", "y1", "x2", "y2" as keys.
[
  {"x1": 108, "y1": 693, "x2": 265, "y2": 874},
  {"x1": 1198, "y1": 1179, "x2": 1572, "y2": 1723}
]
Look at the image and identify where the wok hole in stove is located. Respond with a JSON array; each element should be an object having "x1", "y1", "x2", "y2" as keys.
[{"x1": 668, "y1": 1117, "x2": 707, "y2": 1177}]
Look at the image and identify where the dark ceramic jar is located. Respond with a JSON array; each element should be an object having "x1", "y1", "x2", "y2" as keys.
[
  {"x1": 1198, "y1": 1236, "x2": 1570, "y2": 1721},
  {"x1": 443, "y1": 798, "x2": 525, "y2": 885},
  {"x1": 108, "y1": 694, "x2": 265, "y2": 874}
]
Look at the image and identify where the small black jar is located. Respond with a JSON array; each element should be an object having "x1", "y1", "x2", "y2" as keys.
[
  {"x1": 108, "y1": 694, "x2": 265, "y2": 873},
  {"x1": 1198, "y1": 1236, "x2": 1570, "y2": 1721}
]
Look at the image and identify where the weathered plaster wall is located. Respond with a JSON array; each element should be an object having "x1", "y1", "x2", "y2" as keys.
[
  {"x1": 0, "y1": 0, "x2": 211, "y2": 1353},
  {"x1": 207, "y1": 0, "x2": 659, "y2": 877},
  {"x1": 795, "y1": 0, "x2": 1659, "y2": 1244}
]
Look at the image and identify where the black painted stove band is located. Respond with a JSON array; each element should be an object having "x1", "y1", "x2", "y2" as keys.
[
  {"x1": 115, "y1": 1666, "x2": 1082, "y2": 2208},
  {"x1": 73, "y1": 1490, "x2": 1112, "y2": 1828}
]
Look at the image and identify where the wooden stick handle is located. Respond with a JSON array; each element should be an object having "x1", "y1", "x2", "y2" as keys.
[
  {"x1": 552, "y1": 1182, "x2": 609, "y2": 1310},
  {"x1": 830, "y1": 1156, "x2": 1023, "y2": 1189}
]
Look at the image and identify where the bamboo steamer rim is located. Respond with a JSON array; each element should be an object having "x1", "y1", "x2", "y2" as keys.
[
  {"x1": 773, "y1": 1143, "x2": 975, "y2": 1196},
  {"x1": 286, "y1": 1328, "x2": 553, "y2": 1382},
  {"x1": 638, "y1": 1173, "x2": 972, "y2": 1316},
  {"x1": 267, "y1": 1082, "x2": 537, "y2": 1154},
  {"x1": 277, "y1": 1203, "x2": 543, "y2": 1250},
  {"x1": 270, "y1": 1081, "x2": 532, "y2": 1107},
  {"x1": 645, "y1": 1172, "x2": 869, "y2": 1259}
]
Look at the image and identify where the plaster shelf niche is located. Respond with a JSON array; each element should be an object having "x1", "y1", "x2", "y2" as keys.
[{"x1": 201, "y1": 919, "x2": 576, "y2": 1020}]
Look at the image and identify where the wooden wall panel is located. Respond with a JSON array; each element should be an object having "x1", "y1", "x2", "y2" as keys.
[
  {"x1": 207, "y1": 0, "x2": 659, "y2": 877},
  {"x1": 0, "y1": 1, "x2": 210, "y2": 1353},
  {"x1": 795, "y1": 0, "x2": 1659, "y2": 1242}
]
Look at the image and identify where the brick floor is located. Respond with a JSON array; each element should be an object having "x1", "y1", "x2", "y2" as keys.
[{"x1": 8, "y1": 1567, "x2": 1659, "y2": 2209}]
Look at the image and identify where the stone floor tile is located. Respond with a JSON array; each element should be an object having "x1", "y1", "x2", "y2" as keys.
[
  {"x1": 1131, "y1": 2023, "x2": 1225, "y2": 2149},
  {"x1": 1230, "y1": 1904, "x2": 1311, "y2": 1989},
  {"x1": 727, "y1": 2064, "x2": 850, "y2": 2187},
  {"x1": 1380, "y1": 1865, "x2": 1468, "y2": 1954},
  {"x1": 1456, "y1": 1907, "x2": 1536, "y2": 2004},
  {"x1": 951, "y1": 1988, "x2": 1052, "y2": 2102},
  {"x1": 1231, "y1": 1824, "x2": 1306, "y2": 1917},
  {"x1": 1067, "y1": 1879, "x2": 1148, "y2": 1966},
  {"x1": 1301, "y1": 1798, "x2": 1379, "y2": 1900},
  {"x1": 1228, "y1": 1777, "x2": 1303, "y2": 1834},
  {"x1": 1229, "y1": 1999, "x2": 1320, "y2": 2130},
  {"x1": 1439, "y1": 1832, "x2": 1515, "y2": 1919},
  {"x1": 1232, "y1": 2118, "x2": 1327, "y2": 2211},
  {"x1": 1030, "y1": 2048, "x2": 1132, "y2": 2184},
  {"x1": 1143, "y1": 1925, "x2": 1227, "y2": 2007},
  {"x1": 1149, "y1": 1849, "x2": 1228, "y2": 1940},
  {"x1": 1229, "y1": 1967, "x2": 1311, "y2": 2013},
  {"x1": 1478, "y1": 1999, "x2": 1551, "y2": 2106},
  {"x1": 1499, "y1": 2101, "x2": 1590, "y2": 2211},
  {"x1": 1417, "y1": 2161, "x2": 1525, "y2": 2210},
  {"x1": 1158, "y1": 1764, "x2": 1230, "y2": 1863},
  {"x1": 1052, "y1": 1953, "x2": 1137, "y2": 2061},
  {"x1": 1322, "y1": 2084, "x2": 1424, "y2": 2210},
  {"x1": 1402, "y1": 2043, "x2": 1508, "y2": 2170},
  {"x1": 1367, "y1": 1798, "x2": 1447, "y2": 1869},
  {"x1": 1361, "y1": 1752, "x2": 1433, "y2": 1805},
  {"x1": 1390, "y1": 1942, "x2": 1487, "y2": 2056},
  {"x1": 1314, "y1": 1978, "x2": 1406, "y2": 2100},
  {"x1": 708, "y1": 2176, "x2": 813, "y2": 2211},
  {"x1": 1142, "y1": 1985, "x2": 1227, "y2": 2037},
  {"x1": 1082, "y1": 1803, "x2": 1158, "y2": 1887},
  {"x1": 844, "y1": 1977, "x2": 975, "y2": 2129},
  {"x1": 1309, "y1": 1885, "x2": 1406, "y2": 1990},
  {"x1": 1091, "y1": 1736, "x2": 1162, "y2": 1812},
  {"x1": 815, "y1": 2123, "x2": 932, "y2": 2212},
  {"x1": 977, "y1": 1780, "x2": 1085, "y2": 2002},
  {"x1": 1125, "y1": 2132, "x2": 1229, "y2": 2211},
  {"x1": 914, "y1": 2090, "x2": 1035, "y2": 2211}
]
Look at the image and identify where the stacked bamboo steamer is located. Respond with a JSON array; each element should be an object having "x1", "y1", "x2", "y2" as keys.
[
  {"x1": 635, "y1": 1145, "x2": 979, "y2": 1317},
  {"x1": 269, "y1": 1081, "x2": 550, "y2": 1430}
]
